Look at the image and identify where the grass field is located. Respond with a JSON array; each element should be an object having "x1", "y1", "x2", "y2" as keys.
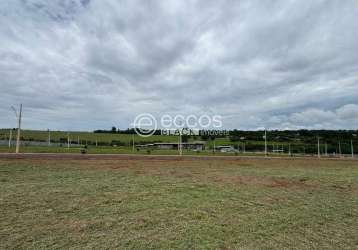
[
  {"x1": 1, "y1": 155, "x2": 357, "y2": 249},
  {"x1": 0, "y1": 129, "x2": 178, "y2": 144},
  {"x1": 0, "y1": 145, "x2": 269, "y2": 157},
  {"x1": 0, "y1": 129, "x2": 339, "y2": 156},
  {"x1": 0, "y1": 129, "x2": 307, "y2": 149},
  {"x1": 0, "y1": 145, "x2": 313, "y2": 159}
]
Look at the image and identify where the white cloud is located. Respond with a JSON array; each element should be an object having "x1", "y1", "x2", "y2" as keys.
[{"x1": 336, "y1": 104, "x2": 358, "y2": 120}]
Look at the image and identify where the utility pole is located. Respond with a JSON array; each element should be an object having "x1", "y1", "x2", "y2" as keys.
[
  {"x1": 317, "y1": 136, "x2": 320, "y2": 158},
  {"x1": 12, "y1": 104, "x2": 22, "y2": 154},
  {"x1": 48, "y1": 129, "x2": 51, "y2": 146},
  {"x1": 67, "y1": 132, "x2": 70, "y2": 149},
  {"x1": 132, "y1": 134, "x2": 135, "y2": 152},
  {"x1": 96, "y1": 138, "x2": 98, "y2": 147},
  {"x1": 325, "y1": 143, "x2": 328, "y2": 157},
  {"x1": 8, "y1": 129, "x2": 12, "y2": 148},
  {"x1": 339, "y1": 141, "x2": 342, "y2": 158},
  {"x1": 264, "y1": 130, "x2": 267, "y2": 157},
  {"x1": 179, "y1": 131, "x2": 182, "y2": 156},
  {"x1": 351, "y1": 140, "x2": 354, "y2": 158},
  {"x1": 77, "y1": 136, "x2": 80, "y2": 145},
  {"x1": 288, "y1": 143, "x2": 291, "y2": 157},
  {"x1": 177, "y1": 129, "x2": 182, "y2": 156},
  {"x1": 213, "y1": 139, "x2": 216, "y2": 154},
  {"x1": 243, "y1": 142, "x2": 246, "y2": 154},
  {"x1": 178, "y1": 131, "x2": 180, "y2": 155},
  {"x1": 180, "y1": 133, "x2": 183, "y2": 156}
]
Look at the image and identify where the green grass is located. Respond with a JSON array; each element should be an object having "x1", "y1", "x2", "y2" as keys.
[
  {"x1": 0, "y1": 129, "x2": 307, "y2": 148},
  {"x1": 0, "y1": 157, "x2": 357, "y2": 249},
  {"x1": 0, "y1": 145, "x2": 287, "y2": 157},
  {"x1": 0, "y1": 129, "x2": 321, "y2": 156},
  {"x1": 0, "y1": 129, "x2": 178, "y2": 144}
]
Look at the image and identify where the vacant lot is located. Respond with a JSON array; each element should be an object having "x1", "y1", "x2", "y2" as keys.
[{"x1": 0, "y1": 155, "x2": 357, "y2": 249}]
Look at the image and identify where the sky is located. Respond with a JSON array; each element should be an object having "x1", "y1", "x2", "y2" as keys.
[{"x1": 1, "y1": 0, "x2": 358, "y2": 131}]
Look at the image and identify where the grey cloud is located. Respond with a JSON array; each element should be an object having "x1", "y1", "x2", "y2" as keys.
[{"x1": 0, "y1": 0, "x2": 358, "y2": 130}]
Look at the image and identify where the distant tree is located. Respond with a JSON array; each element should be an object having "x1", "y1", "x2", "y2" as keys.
[
  {"x1": 111, "y1": 127, "x2": 117, "y2": 133},
  {"x1": 182, "y1": 135, "x2": 189, "y2": 143},
  {"x1": 201, "y1": 135, "x2": 209, "y2": 141}
]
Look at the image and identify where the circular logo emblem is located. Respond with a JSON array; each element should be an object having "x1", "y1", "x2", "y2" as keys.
[{"x1": 133, "y1": 113, "x2": 157, "y2": 137}]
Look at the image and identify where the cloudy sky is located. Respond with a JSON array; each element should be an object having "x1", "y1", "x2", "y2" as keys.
[{"x1": 1, "y1": 0, "x2": 358, "y2": 131}]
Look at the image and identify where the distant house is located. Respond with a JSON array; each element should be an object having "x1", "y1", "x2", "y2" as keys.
[
  {"x1": 136, "y1": 144, "x2": 155, "y2": 148},
  {"x1": 215, "y1": 145, "x2": 236, "y2": 153}
]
